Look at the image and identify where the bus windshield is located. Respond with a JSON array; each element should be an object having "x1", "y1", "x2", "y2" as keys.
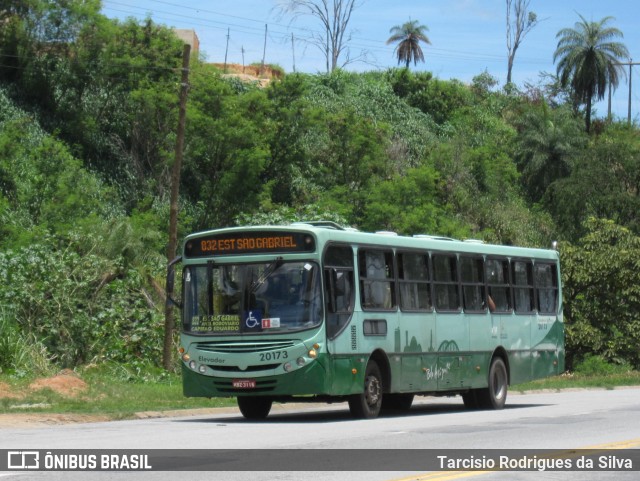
[{"x1": 183, "y1": 260, "x2": 323, "y2": 334}]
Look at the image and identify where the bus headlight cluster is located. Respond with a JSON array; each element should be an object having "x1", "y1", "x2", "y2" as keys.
[
  {"x1": 285, "y1": 355, "x2": 314, "y2": 371},
  {"x1": 187, "y1": 359, "x2": 207, "y2": 374}
]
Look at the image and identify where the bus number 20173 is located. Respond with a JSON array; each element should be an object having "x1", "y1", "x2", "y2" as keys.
[{"x1": 260, "y1": 351, "x2": 288, "y2": 361}]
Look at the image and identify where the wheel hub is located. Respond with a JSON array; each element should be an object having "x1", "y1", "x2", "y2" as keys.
[{"x1": 365, "y1": 375, "x2": 381, "y2": 406}]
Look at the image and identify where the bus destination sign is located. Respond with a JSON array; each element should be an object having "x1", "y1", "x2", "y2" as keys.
[{"x1": 184, "y1": 231, "x2": 315, "y2": 257}]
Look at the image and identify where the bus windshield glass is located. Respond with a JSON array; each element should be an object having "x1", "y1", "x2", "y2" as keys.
[{"x1": 183, "y1": 261, "x2": 323, "y2": 334}]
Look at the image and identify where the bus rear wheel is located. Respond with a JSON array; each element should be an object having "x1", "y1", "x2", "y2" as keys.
[
  {"x1": 348, "y1": 361, "x2": 383, "y2": 419},
  {"x1": 477, "y1": 357, "x2": 508, "y2": 410},
  {"x1": 237, "y1": 396, "x2": 273, "y2": 419}
]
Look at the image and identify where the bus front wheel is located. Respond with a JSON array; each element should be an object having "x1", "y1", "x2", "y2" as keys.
[
  {"x1": 348, "y1": 361, "x2": 383, "y2": 419},
  {"x1": 237, "y1": 396, "x2": 273, "y2": 419}
]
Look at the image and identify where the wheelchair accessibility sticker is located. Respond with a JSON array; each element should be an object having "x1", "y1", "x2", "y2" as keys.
[{"x1": 244, "y1": 310, "x2": 262, "y2": 332}]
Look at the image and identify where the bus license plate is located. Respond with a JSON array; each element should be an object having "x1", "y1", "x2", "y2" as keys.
[{"x1": 232, "y1": 379, "x2": 256, "y2": 389}]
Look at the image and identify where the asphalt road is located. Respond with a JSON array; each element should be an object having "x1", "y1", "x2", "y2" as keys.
[{"x1": 1, "y1": 387, "x2": 639, "y2": 481}]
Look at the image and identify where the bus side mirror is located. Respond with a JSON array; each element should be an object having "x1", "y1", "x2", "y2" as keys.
[{"x1": 166, "y1": 256, "x2": 183, "y2": 308}]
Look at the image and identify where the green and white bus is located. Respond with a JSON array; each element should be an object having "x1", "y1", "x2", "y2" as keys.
[{"x1": 168, "y1": 221, "x2": 563, "y2": 419}]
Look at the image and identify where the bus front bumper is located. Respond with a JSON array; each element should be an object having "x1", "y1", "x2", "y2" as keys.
[{"x1": 182, "y1": 355, "x2": 332, "y2": 398}]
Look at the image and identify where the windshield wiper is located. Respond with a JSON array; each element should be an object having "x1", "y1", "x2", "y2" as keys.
[{"x1": 250, "y1": 257, "x2": 284, "y2": 293}]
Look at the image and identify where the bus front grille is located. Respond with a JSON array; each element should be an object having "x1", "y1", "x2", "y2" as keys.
[
  {"x1": 195, "y1": 340, "x2": 296, "y2": 353},
  {"x1": 210, "y1": 364, "x2": 280, "y2": 372}
]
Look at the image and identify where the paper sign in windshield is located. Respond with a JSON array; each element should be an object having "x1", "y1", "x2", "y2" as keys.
[
  {"x1": 190, "y1": 315, "x2": 240, "y2": 333},
  {"x1": 262, "y1": 318, "x2": 281, "y2": 329}
]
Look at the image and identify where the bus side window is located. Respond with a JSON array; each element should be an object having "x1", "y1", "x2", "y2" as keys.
[
  {"x1": 398, "y1": 251, "x2": 432, "y2": 311},
  {"x1": 535, "y1": 263, "x2": 558, "y2": 314},
  {"x1": 460, "y1": 256, "x2": 485, "y2": 312},
  {"x1": 358, "y1": 249, "x2": 396, "y2": 310},
  {"x1": 512, "y1": 260, "x2": 535, "y2": 313},
  {"x1": 432, "y1": 254, "x2": 460, "y2": 311},
  {"x1": 324, "y1": 245, "x2": 355, "y2": 338},
  {"x1": 485, "y1": 258, "x2": 512, "y2": 312}
]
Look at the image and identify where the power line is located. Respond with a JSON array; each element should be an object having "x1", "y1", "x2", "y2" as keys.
[{"x1": 102, "y1": 0, "x2": 552, "y2": 69}]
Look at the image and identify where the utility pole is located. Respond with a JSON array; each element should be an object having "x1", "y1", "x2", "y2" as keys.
[
  {"x1": 291, "y1": 33, "x2": 296, "y2": 73},
  {"x1": 260, "y1": 23, "x2": 267, "y2": 76},
  {"x1": 163, "y1": 43, "x2": 191, "y2": 371},
  {"x1": 224, "y1": 27, "x2": 230, "y2": 73},
  {"x1": 608, "y1": 82, "x2": 612, "y2": 120},
  {"x1": 614, "y1": 59, "x2": 640, "y2": 125},
  {"x1": 241, "y1": 46, "x2": 245, "y2": 73},
  {"x1": 628, "y1": 59, "x2": 634, "y2": 125}
]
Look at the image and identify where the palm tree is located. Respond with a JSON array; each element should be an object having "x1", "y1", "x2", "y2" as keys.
[
  {"x1": 516, "y1": 104, "x2": 586, "y2": 202},
  {"x1": 387, "y1": 20, "x2": 431, "y2": 69},
  {"x1": 553, "y1": 14, "x2": 629, "y2": 133}
]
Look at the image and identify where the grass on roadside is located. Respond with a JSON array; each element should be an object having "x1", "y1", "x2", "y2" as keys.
[
  {"x1": 514, "y1": 354, "x2": 640, "y2": 391},
  {"x1": 0, "y1": 363, "x2": 235, "y2": 418},
  {"x1": 513, "y1": 370, "x2": 640, "y2": 392}
]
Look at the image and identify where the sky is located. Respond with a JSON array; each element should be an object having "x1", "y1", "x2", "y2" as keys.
[{"x1": 101, "y1": 0, "x2": 640, "y2": 120}]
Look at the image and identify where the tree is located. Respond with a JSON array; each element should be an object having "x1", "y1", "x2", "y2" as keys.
[
  {"x1": 386, "y1": 19, "x2": 431, "y2": 69},
  {"x1": 506, "y1": 0, "x2": 539, "y2": 85},
  {"x1": 361, "y1": 165, "x2": 466, "y2": 237},
  {"x1": 515, "y1": 103, "x2": 586, "y2": 203},
  {"x1": 553, "y1": 14, "x2": 629, "y2": 133},
  {"x1": 547, "y1": 124, "x2": 640, "y2": 241},
  {"x1": 277, "y1": 0, "x2": 362, "y2": 72},
  {"x1": 562, "y1": 218, "x2": 640, "y2": 370}
]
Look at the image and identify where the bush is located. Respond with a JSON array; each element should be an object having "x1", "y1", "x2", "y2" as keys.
[
  {"x1": 0, "y1": 315, "x2": 53, "y2": 377},
  {"x1": 573, "y1": 355, "x2": 632, "y2": 376},
  {"x1": 0, "y1": 236, "x2": 165, "y2": 369}
]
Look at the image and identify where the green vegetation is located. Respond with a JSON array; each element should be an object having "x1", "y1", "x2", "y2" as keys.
[
  {"x1": 0, "y1": 355, "x2": 636, "y2": 419},
  {"x1": 0, "y1": 367, "x2": 234, "y2": 417},
  {"x1": 515, "y1": 356, "x2": 640, "y2": 392},
  {"x1": 1, "y1": 1, "x2": 640, "y2": 397}
]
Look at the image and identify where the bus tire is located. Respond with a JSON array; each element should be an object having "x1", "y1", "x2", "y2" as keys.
[
  {"x1": 478, "y1": 357, "x2": 508, "y2": 410},
  {"x1": 348, "y1": 361, "x2": 383, "y2": 419},
  {"x1": 237, "y1": 396, "x2": 273, "y2": 419},
  {"x1": 382, "y1": 393, "x2": 414, "y2": 411}
]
